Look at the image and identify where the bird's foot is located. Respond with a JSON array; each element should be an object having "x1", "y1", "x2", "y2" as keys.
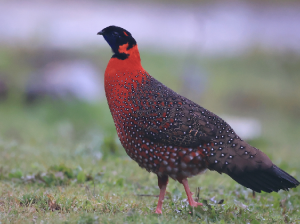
[
  {"x1": 189, "y1": 200, "x2": 203, "y2": 207},
  {"x1": 180, "y1": 178, "x2": 203, "y2": 207},
  {"x1": 155, "y1": 175, "x2": 169, "y2": 214},
  {"x1": 155, "y1": 208, "x2": 162, "y2": 214}
]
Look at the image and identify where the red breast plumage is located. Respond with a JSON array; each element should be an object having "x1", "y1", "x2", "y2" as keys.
[{"x1": 98, "y1": 25, "x2": 299, "y2": 214}]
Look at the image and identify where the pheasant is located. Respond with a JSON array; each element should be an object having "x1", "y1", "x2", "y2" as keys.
[{"x1": 97, "y1": 25, "x2": 299, "y2": 214}]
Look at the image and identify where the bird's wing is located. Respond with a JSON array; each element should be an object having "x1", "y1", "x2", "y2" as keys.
[
  {"x1": 129, "y1": 75, "x2": 300, "y2": 192},
  {"x1": 132, "y1": 76, "x2": 216, "y2": 147}
]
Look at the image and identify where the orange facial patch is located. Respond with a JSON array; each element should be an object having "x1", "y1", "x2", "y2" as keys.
[
  {"x1": 123, "y1": 31, "x2": 128, "y2": 36},
  {"x1": 118, "y1": 43, "x2": 129, "y2": 54}
]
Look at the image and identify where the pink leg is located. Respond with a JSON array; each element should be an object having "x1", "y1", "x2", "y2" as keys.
[
  {"x1": 155, "y1": 175, "x2": 168, "y2": 214},
  {"x1": 181, "y1": 178, "x2": 203, "y2": 207}
]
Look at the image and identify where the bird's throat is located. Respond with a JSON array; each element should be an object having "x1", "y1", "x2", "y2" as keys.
[
  {"x1": 112, "y1": 43, "x2": 141, "y2": 60},
  {"x1": 104, "y1": 43, "x2": 146, "y2": 102},
  {"x1": 106, "y1": 44, "x2": 143, "y2": 75}
]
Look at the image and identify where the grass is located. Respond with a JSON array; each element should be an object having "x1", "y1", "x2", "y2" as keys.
[{"x1": 0, "y1": 47, "x2": 300, "y2": 223}]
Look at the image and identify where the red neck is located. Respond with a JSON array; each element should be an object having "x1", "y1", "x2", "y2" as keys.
[
  {"x1": 105, "y1": 44, "x2": 143, "y2": 75},
  {"x1": 104, "y1": 44, "x2": 148, "y2": 100}
]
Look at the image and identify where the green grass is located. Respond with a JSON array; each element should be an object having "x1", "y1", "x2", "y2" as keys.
[{"x1": 0, "y1": 47, "x2": 300, "y2": 223}]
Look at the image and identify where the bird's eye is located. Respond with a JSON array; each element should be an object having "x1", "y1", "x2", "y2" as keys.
[{"x1": 112, "y1": 31, "x2": 119, "y2": 36}]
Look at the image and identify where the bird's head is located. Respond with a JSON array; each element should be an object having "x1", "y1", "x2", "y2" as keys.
[{"x1": 98, "y1": 26, "x2": 137, "y2": 60}]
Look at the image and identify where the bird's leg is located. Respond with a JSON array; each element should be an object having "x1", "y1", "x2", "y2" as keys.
[
  {"x1": 155, "y1": 175, "x2": 169, "y2": 214},
  {"x1": 181, "y1": 178, "x2": 203, "y2": 207}
]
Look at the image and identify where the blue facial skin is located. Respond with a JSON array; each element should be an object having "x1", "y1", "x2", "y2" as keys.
[{"x1": 103, "y1": 31, "x2": 120, "y2": 54}]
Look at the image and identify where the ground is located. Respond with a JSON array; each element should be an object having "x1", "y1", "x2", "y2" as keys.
[{"x1": 0, "y1": 48, "x2": 299, "y2": 223}]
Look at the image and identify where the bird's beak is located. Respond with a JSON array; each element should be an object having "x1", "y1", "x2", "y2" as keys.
[{"x1": 97, "y1": 30, "x2": 104, "y2": 35}]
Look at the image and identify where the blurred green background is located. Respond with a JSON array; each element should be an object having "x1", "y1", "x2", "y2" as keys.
[{"x1": 0, "y1": 1, "x2": 300, "y2": 223}]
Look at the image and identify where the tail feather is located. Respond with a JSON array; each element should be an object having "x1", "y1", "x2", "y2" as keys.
[
  {"x1": 229, "y1": 165, "x2": 299, "y2": 193},
  {"x1": 272, "y1": 165, "x2": 299, "y2": 187}
]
